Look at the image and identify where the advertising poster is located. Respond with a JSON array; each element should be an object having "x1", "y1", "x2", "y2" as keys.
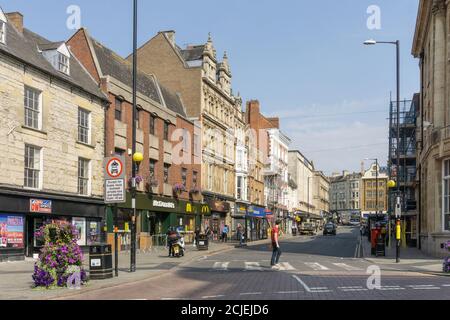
[
  {"x1": 72, "y1": 217, "x2": 86, "y2": 246},
  {"x1": 0, "y1": 215, "x2": 24, "y2": 248},
  {"x1": 88, "y1": 221, "x2": 99, "y2": 245}
]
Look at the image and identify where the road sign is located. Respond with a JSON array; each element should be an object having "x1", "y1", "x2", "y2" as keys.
[
  {"x1": 395, "y1": 196, "x2": 401, "y2": 218},
  {"x1": 104, "y1": 156, "x2": 126, "y2": 204}
]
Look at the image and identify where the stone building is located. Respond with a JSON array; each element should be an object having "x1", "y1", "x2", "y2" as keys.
[
  {"x1": 361, "y1": 163, "x2": 388, "y2": 218},
  {"x1": 68, "y1": 28, "x2": 205, "y2": 249},
  {"x1": 288, "y1": 150, "x2": 316, "y2": 216},
  {"x1": 129, "y1": 31, "x2": 245, "y2": 239},
  {"x1": 0, "y1": 11, "x2": 109, "y2": 261},
  {"x1": 312, "y1": 171, "x2": 330, "y2": 217},
  {"x1": 412, "y1": 0, "x2": 450, "y2": 257},
  {"x1": 329, "y1": 171, "x2": 362, "y2": 222}
]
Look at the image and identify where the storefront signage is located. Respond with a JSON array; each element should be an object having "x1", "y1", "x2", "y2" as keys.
[
  {"x1": 104, "y1": 156, "x2": 126, "y2": 204},
  {"x1": 207, "y1": 200, "x2": 230, "y2": 213},
  {"x1": 0, "y1": 215, "x2": 24, "y2": 249},
  {"x1": 30, "y1": 199, "x2": 52, "y2": 213},
  {"x1": 201, "y1": 205, "x2": 210, "y2": 214},
  {"x1": 247, "y1": 206, "x2": 266, "y2": 218},
  {"x1": 153, "y1": 200, "x2": 176, "y2": 209}
]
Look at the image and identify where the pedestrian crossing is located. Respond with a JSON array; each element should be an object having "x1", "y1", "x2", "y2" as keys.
[{"x1": 208, "y1": 260, "x2": 367, "y2": 272}]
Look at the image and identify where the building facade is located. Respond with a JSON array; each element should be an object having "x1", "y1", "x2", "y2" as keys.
[
  {"x1": 0, "y1": 12, "x2": 108, "y2": 261},
  {"x1": 312, "y1": 171, "x2": 330, "y2": 217},
  {"x1": 68, "y1": 28, "x2": 206, "y2": 249},
  {"x1": 361, "y1": 163, "x2": 388, "y2": 218},
  {"x1": 412, "y1": 0, "x2": 450, "y2": 257},
  {"x1": 288, "y1": 151, "x2": 316, "y2": 216},
  {"x1": 329, "y1": 171, "x2": 362, "y2": 222},
  {"x1": 130, "y1": 31, "x2": 244, "y2": 239}
]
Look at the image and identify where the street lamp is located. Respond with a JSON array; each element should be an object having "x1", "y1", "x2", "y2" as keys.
[
  {"x1": 130, "y1": 0, "x2": 138, "y2": 273},
  {"x1": 364, "y1": 38, "x2": 401, "y2": 263}
]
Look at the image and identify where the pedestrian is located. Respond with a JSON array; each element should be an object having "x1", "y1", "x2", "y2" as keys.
[
  {"x1": 222, "y1": 225, "x2": 229, "y2": 242},
  {"x1": 271, "y1": 220, "x2": 282, "y2": 268},
  {"x1": 237, "y1": 223, "x2": 244, "y2": 246},
  {"x1": 166, "y1": 227, "x2": 178, "y2": 257},
  {"x1": 194, "y1": 226, "x2": 200, "y2": 247}
]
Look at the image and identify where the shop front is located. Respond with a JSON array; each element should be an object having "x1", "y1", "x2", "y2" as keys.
[
  {"x1": 106, "y1": 192, "x2": 209, "y2": 249},
  {"x1": 0, "y1": 190, "x2": 104, "y2": 262},
  {"x1": 232, "y1": 204, "x2": 247, "y2": 241},
  {"x1": 246, "y1": 205, "x2": 268, "y2": 241},
  {"x1": 204, "y1": 199, "x2": 230, "y2": 241}
]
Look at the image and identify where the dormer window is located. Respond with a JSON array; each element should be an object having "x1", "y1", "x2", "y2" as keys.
[
  {"x1": 58, "y1": 53, "x2": 69, "y2": 74},
  {"x1": 0, "y1": 20, "x2": 5, "y2": 44}
]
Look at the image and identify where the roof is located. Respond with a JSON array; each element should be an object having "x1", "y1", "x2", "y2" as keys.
[
  {"x1": 89, "y1": 37, "x2": 162, "y2": 105},
  {"x1": 38, "y1": 41, "x2": 64, "y2": 51},
  {"x1": 0, "y1": 20, "x2": 107, "y2": 101},
  {"x1": 177, "y1": 45, "x2": 204, "y2": 62},
  {"x1": 88, "y1": 35, "x2": 186, "y2": 116}
]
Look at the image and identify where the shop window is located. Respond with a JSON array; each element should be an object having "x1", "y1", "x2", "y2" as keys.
[
  {"x1": 443, "y1": 159, "x2": 450, "y2": 231},
  {"x1": 87, "y1": 220, "x2": 100, "y2": 245},
  {"x1": 72, "y1": 217, "x2": 86, "y2": 246},
  {"x1": 0, "y1": 215, "x2": 24, "y2": 249}
]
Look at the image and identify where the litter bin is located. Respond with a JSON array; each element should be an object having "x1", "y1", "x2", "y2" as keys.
[
  {"x1": 375, "y1": 234, "x2": 385, "y2": 257},
  {"x1": 89, "y1": 244, "x2": 113, "y2": 280},
  {"x1": 197, "y1": 234, "x2": 208, "y2": 251}
]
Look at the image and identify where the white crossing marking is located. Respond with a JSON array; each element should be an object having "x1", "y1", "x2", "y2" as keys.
[
  {"x1": 292, "y1": 275, "x2": 332, "y2": 293},
  {"x1": 212, "y1": 262, "x2": 229, "y2": 271},
  {"x1": 332, "y1": 263, "x2": 363, "y2": 271},
  {"x1": 442, "y1": 284, "x2": 450, "y2": 287},
  {"x1": 305, "y1": 262, "x2": 329, "y2": 271},
  {"x1": 245, "y1": 262, "x2": 262, "y2": 271},
  {"x1": 278, "y1": 262, "x2": 296, "y2": 271},
  {"x1": 338, "y1": 286, "x2": 364, "y2": 289},
  {"x1": 240, "y1": 292, "x2": 262, "y2": 296},
  {"x1": 202, "y1": 295, "x2": 225, "y2": 299},
  {"x1": 276, "y1": 291, "x2": 301, "y2": 294},
  {"x1": 407, "y1": 285, "x2": 440, "y2": 290},
  {"x1": 341, "y1": 288, "x2": 369, "y2": 292},
  {"x1": 377, "y1": 286, "x2": 405, "y2": 291}
]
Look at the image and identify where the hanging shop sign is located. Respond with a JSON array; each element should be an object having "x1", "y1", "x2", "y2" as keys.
[
  {"x1": 246, "y1": 206, "x2": 266, "y2": 218},
  {"x1": 30, "y1": 199, "x2": 52, "y2": 213}
]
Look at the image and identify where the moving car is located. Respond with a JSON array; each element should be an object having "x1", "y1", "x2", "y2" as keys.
[
  {"x1": 323, "y1": 222, "x2": 337, "y2": 236},
  {"x1": 299, "y1": 222, "x2": 315, "y2": 235}
]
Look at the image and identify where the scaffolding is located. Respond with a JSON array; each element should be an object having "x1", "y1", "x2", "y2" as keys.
[{"x1": 388, "y1": 95, "x2": 418, "y2": 213}]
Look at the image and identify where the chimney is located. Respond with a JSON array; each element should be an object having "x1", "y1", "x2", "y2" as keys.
[
  {"x1": 6, "y1": 12, "x2": 23, "y2": 34},
  {"x1": 361, "y1": 161, "x2": 365, "y2": 174},
  {"x1": 162, "y1": 30, "x2": 175, "y2": 46},
  {"x1": 245, "y1": 100, "x2": 260, "y2": 124}
]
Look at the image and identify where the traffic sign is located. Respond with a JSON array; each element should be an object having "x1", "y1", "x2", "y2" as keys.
[{"x1": 104, "y1": 156, "x2": 126, "y2": 204}]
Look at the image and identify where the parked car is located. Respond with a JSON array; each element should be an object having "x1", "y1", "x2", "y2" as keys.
[
  {"x1": 323, "y1": 222, "x2": 337, "y2": 236},
  {"x1": 299, "y1": 222, "x2": 315, "y2": 236}
]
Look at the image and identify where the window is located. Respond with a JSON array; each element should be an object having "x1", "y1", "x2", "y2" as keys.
[
  {"x1": 115, "y1": 98, "x2": 122, "y2": 121},
  {"x1": 78, "y1": 108, "x2": 90, "y2": 144},
  {"x1": 136, "y1": 108, "x2": 141, "y2": 129},
  {"x1": 182, "y1": 168, "x2": 187, "y2": 187},
  {"x1": 164, "y1": 122, "x2": 169, "y2": 141},
  {"x1": 164, "y1": 164, "x2": 170, "y2": 183},
  {"x1": 182, "y1": 129, "x2": 189, "y2": 152},
  {"x1": 224, "y1": 170, "x2": 228, "y2": 194},
  {"x1": 58, "y1": 53, "x2": 69, "y2": 74},
  {"x1": 149, "y1": 160, "x2": 157, "y2": 178},
  {"x1": 149, "y1": 114, "x2": 155, "y2": 135},
  {"x1": 114, "y1": 148, "x2": 125, "y2": 157},
  {"x1": 24, "y1": 145, "x2": 41, "y2": 189},
  {"x1": 0, "y1": 20, "x2": 5, "y2": 44},
  {"x1": 24, "y1": 86, "x2": 42, "y2": 130},
  {"x1": 207, "y1": 165, "x2": 212, "y2": 190},
  {"x1": 443, "y1": 160, "x2": 450, "y2": 231},
  {"x1": 237, "y1": 176, "x2": 242, "y2": 200},
  {"x1": 78, "y1": 158, "x2": 90, "y2": 195},
  {"x1": 193, "y1": 171, "x2": 198, "y2": 187}
]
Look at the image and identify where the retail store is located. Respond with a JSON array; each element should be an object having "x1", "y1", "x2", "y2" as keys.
[
  {"x1": 204, "y1": 198, "x2": 231, "y2": 241},
  {"x1": 246, "y1": 205, "x2": 268, "y2": 241},
  {"x1": 0, "y1": 190, "x2": 104, "y2": 262}
]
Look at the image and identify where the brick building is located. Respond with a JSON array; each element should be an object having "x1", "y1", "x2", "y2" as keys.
[
  {"x1": 68, "y1": 28, "x2": 205, "y2": 249},
  {"x1": 129, "y1": 31, "x2": 245, "y2": 240}
]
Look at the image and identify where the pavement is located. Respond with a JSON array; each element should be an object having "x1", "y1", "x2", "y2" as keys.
[
  {"x1": 359, "y1": 233, "x2": 447, "y2": 275},
  {"x1": 0, "y1": 238, "x2": 267, "y2": 300}
]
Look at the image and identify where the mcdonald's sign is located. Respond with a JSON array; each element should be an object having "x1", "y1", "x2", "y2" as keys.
[
  {"x1": 201, "y1": 204, "x2": 211, "y2": 214},
  {"x1": 186, "y1": 203, "x2": 193, "y2": 213}
]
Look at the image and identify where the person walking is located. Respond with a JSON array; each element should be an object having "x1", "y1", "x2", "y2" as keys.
[
  {"x1": 237, "y1": 223, "x2": 244, "y2": 246},
  {"x1": 271, "y1": 220, "x2": 282, "y2": 268},
  {"x1": 222, "y1": 225, "x2": 229, "y2": 243}
]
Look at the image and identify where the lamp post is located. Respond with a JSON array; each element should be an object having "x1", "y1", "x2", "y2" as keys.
[
  {"x1": 364, "y1": 39, "x2": 401, "y2": 263},
  {"x1": 130, "y1": 0, "x2": 138, "y2": 273}
]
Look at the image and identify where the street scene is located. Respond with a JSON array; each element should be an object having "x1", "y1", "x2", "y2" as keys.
[{"x1": 0, "y1": 0, "x2": 449, "y2": 305}]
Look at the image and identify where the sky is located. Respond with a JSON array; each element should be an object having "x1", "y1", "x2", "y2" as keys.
[{"x1": 1, "y1": 0, "x2": 420, "y2": 175}]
